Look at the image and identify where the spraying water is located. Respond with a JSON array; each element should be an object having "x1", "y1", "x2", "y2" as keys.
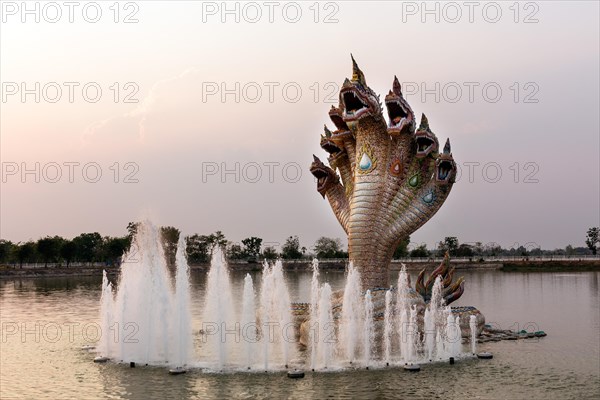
[
  {"x1": 172, "y1": 238, "x2": 192, "y2": 368},
  {"x1": 425, "y1": 276, "x2": 444, "y2": 361},
  {"x1": 382, "y1": 290, "x2": 393, "y2": 364},
  {"x1": 309, "y1": 258, "x2": 320, "y2": 370},
  {"x1": 363, "y1": 290, "x2": 374, "y2": 366},
  {"x1": 98, "y1": 271, "x2": 115, "y2": 358},
  {"x1": 469, "y1": 315, "x2": 477, "y2": 355},
  {"x1": 339, "y1": 262, "x2": 362, "y2": 363},
  {"x1": 315, "y1": 283, "x2": 334, "y2": 369},
  {"x1": 202, "y1": 246, "x2": 236, "y2": 369},
  {"x1": 396, "y1": 265, "x2": 410, "y2": 362},
  {"x1": 98, "y1": 221, "x2": 190, "y2": 366},
  {"x1": 98, "y1": 228, "x2": 475, "y2": 371},
  {"x1": 259, "y1": 262, "x2": 272, "y2": 371},
  {"x1": 423, "y1": 307, "x2": 435, "y2": 361},
  {"x1": 259, "y1": 260, "x2": 293, "y2": 369},
  {"x1": 241, "y1": 274, "x2": 256, "y2": 368},
  {"x1": 454, "y1": 315, "x2": 463, "y2": 356},
  {"x1": 443, "y1": 308, "x2": 459, "y2": 358},
  {"x1": 406, "y1": 305, "x2": 418, "y2": 362}
]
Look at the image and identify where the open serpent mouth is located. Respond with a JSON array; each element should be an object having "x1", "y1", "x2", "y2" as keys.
[
  {"x1": 437, "y1": 160, "x2": 453, "y2": 181},
  {"x1": 386, "y1": 99, "x2": 411, "y2": 132},
  {"x1": 311, "y1": 167, "x2": 329, "y2": 191},
  {"x1": 416, "y1": 136, "x2": 435, "y2": 155},
  {"x1": 341, "y1": 88, "x2": 370, "y2": 120},
  {"x1": 321, "y1": 140, "x2": 341, "y2": 154},
  {"x1": 329, "y1": 107, "x2": 350, "y2": 131},
  {"x1": 310, "y1": 157, "x2": 332, "y2": 193}
]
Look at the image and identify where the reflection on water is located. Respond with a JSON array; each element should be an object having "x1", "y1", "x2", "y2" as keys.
[{"x1": 1, "y1": 270, "x2": 599, "y2": 399}]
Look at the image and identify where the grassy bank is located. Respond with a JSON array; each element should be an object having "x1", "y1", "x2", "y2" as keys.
[{"x1": 501, "y1": 260, "x2": 600, "y2": 272}]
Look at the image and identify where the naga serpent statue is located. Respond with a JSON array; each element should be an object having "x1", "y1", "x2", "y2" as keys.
[{"x1": 310, "y1": 56, "x2": 463, "y2": 303}]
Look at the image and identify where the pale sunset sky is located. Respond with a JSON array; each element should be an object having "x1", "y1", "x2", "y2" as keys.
[{"x1": 1, "y1": 1, "x2": 598, "y2": 251}]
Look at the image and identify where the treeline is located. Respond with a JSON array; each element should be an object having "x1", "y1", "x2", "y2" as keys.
[
  {"x1": 1, "y1": 225, "x2": 597, "y2": 268},
  {"x1": 0, "y1": 233, "x2": 130, "y2": 268},
  {"x1": 429, "y1": 235, "x2": 597, "y2": 258},
  {"x1": 0, "y1": 223, "x2": 142, "y2": 268},
  {"x1": 0, "y1": 223, "x2": 349, "y2": 268},
  {"x1": 185, "y1": 234, "x2": 348, "y2": 264}
]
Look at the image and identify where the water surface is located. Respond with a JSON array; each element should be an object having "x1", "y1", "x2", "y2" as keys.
[{"x1": 1, "y1": 270, "x2": 598, "y2": 399}]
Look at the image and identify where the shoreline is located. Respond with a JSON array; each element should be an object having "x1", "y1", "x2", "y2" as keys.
[{"x1": 1, "y1": 259, "x2": 598, "y2": 279}]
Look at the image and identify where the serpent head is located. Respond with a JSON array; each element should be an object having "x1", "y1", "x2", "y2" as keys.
[
  {"x1": 436, "y1": 139, "x2": 457, "y2": 184},
  {"x1": 385, "y1": 76, "x2": 415, "y2": 136},
  {"x1": 320, "y1": 125, "x2": 343, "y2": 155},
  {"x1": 414, "y1": 114, "x2": 439, "y2": 158},
  {"x1": 339, "y1": 55, "x2": 383, "y2": 128},
  {"x1": 310, "y1": 155, "x2": 340, "y2": 198}
]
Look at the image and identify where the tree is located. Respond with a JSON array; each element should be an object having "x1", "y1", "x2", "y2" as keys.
[
  {"x1": 393, "y1": 237, "x2": 410, "y2": 259},
  {"x1": 262, "y1": 246, "x2": 278, "y2": 260},
  {"x1": 313, "y1": 237, "x2": 344, "y2": 259},
  {"x1": 185, "y1": 234, "x2": 213, "y2": 264},
  {"x1": 126, "y1": 222, "x2": 139, "y2": 238},
  {"x1": 241, "y1": 237, "x2": 262, "y2": 260},
  {"x1": 529, "y1": 247, "x2": 542, "y2": 256},
  {"x1": 37, "y1": 236, "x2": 62, "y2": 267},
  {"x1": 410, "y1": 244, "x2": 429, "y2": 258},
  {"x1": 227, "y1": 243, "x2": 244, "y2": 260},
  {"x1": 103, "y1": 237, "x2": 130, "y2": 266},
  {"x1": 209, "y1": 231, "x2": 227, "y2": 248},
  {"x1": 483, "y1": 243, "x2": 503, "y2": 257},
  {"x1": 60, "y1": 240, "x2": 77, "y2": 267},
  {"x1": 438, "y1": 236, "x2": 459, "y2": 256},
  {"x1": 16, "y1": 242, "x2": 36, "y2": 268},
  {"x1": 160, "y1": 226, "x2": 180, "y2": 268},
  {"x1": 281, "y1": 236, "x2": 303, "y2": 259},
  {"x1": 455, "y1": 243, "x2": 474, "y2": 257},
  {"x1": 73, "y1": 233, "x2": 103, "y2": 263},
  {"x1": 514, "y1": 245, "x2": 528, "y2": 257},
  {"x1": 0, "y1": 240, "x2": 14, "y2": 264},
  {"x1": 585, "y1": 227, "x2": 599, "y2": 255},
  {"x1": 565, "y1": 245, "x2": 575, "y2": 256}
]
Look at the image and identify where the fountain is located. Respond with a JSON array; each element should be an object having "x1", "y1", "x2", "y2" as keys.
[
  {"x1": 363, "y1": 290, "x2": 374, "y2": 367},
  {"x1": 470, "y1": 315, "x2": 477, "y2": 355},
  {"x1": 309, "y1": 259, "x2": 320, "y2": 370},
  {"x1": 202, "y1": 245, "x2": 236, "y2": 369},
  {"x1": 339, "y1": 262, "x2": 363, "y2": 364},
  {"x1": 314, "y1": 283, "x2": 334, "y2": 370},
  {"x1": 96, "y1": 222, "x2": 488, "y2": 372},
  {"x1": 95, "y1": 57, "x2": 497, "y2": 374},
  {"x1": 96, "y1": 221, "x2": 192, "y2": 368},
  {"x1": 241, "y1": 274, "x2": 256, "y2": 369},
  {"x1": 382, "y1": 290, "x2": 393, "y2": 364},
  {"x1": 259, "y1": 260, "x2": 293, "y2": 370}
]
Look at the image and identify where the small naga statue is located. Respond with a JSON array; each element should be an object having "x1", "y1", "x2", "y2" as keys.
[
  {"x1": 310, "y1": 56, "x2": 459, "y2": 291},
  {"x1": 416, "y1": 252, "x2": 465, "y2": 305}
]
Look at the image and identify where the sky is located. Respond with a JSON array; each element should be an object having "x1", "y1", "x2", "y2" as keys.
[{"x1": 1, "y1": 1, "x2": 599, "y2": 252}]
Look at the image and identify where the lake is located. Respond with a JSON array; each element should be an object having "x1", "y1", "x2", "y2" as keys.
[{"x1": 1, "y1": 269, "x2": 598, "y2": 399}]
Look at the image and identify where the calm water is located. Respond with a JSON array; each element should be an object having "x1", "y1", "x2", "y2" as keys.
[{"x1": 1, "y1": 270, "x2": 599, "y2": 399}]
